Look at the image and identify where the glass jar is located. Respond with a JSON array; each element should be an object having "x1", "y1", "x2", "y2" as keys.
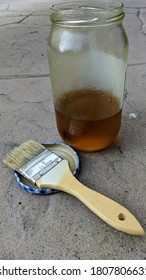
[{"x1": 47, "y1": 1, "x2": 128, "y2": 152}]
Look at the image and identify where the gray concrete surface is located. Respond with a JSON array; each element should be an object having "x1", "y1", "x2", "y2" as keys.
[{"x1": 0, "y1": 0, "x2": 146, "y2": 260}]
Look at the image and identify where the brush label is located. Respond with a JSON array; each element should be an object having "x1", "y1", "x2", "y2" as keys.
[{"x1": 20, "y1": 151, "x2": 62, "y2": 183}]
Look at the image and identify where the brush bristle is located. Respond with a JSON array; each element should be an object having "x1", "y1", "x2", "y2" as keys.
[{"x1": 3, "y1": 140, "x2": 46, "y2": 171}]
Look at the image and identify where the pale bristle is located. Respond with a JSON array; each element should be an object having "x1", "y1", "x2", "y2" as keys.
[{"x1": 3, "y1": 140, "x2": 46, "y2": 171}]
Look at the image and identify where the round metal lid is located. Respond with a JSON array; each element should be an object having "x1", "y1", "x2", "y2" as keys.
[{"x1": 14, "y1": 142, "x2": 80, "y2": 194}]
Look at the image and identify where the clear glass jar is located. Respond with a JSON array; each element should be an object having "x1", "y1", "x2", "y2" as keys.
[{"x1": 47, "y1": 1, "x2": 128, "y2": 152}]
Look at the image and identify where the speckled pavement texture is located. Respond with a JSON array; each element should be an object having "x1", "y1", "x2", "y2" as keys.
[{"x1": 0, "y1": 0, "x2": 146, "y2": 259}]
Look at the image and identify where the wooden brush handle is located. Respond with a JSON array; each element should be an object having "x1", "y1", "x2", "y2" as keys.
[
  {"x1": 60, "y1": 171, "x2": 144, "y2": 235},
  {"x1": 37, "y1": 160, "x2": 144, "y2": 236}
]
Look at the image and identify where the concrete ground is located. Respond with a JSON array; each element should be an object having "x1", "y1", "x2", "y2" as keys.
[{"x1": 0, "y1": 0, "x2": 146, "y2": 259}]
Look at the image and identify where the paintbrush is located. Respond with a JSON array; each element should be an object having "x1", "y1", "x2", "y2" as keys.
[{"x1": 3, "y1": 140, "x2": 145, "y2": 236}]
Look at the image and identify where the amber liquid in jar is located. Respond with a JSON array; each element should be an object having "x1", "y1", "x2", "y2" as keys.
[{"x1": 55, "y1": 89, "x2": 122, "y2": 151}]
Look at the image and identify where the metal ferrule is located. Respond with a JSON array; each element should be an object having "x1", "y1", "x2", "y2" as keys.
[{"x1": 19, "y1": 150, "x2": 63, "y2": 184}]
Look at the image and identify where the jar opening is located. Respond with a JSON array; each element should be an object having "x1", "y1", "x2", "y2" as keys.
[{"x1": 50, "y1": 1, "x2": 124, "y2": 25}]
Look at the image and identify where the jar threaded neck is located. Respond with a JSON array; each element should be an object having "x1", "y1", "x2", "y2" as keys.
[{"x1": 50, "y1": 1, "x2": 124, "y2": 25}]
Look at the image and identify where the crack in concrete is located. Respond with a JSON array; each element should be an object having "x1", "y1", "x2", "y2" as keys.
[
  {"x1": 137, "y1": 9, "x2": 146, "y2": 35},
  {"x1": 0, "y1": 92, "x2": 13, "y2": 102},
  {"x1": 0, "y1": 21, "x2": 22, "y2": 27},
  {"x1": 0, "y1": 92, "x2": 47, "y2": 105},
  {"x1": 124, "y1": 90, "x2": 141, "y2": 114},
  {"x1": 0, "y1": 74, "x2": 49, "y2": 80},
  {"x1": 128, "y1": 62, "x2": 146, "y2": 66},
  {"x1": 124, "y1": 89, "x2": 128, "y2": 101},
  {"x1": 0, "y1": 12, "x2": 51, "y2": 28},
  {"x1": 0, "y1": 11, "x2": 35, "y2": 27},
  {"x1": 116, "y1": 145, "x2": 124, "y2": 155},
  {"x1": 17, "y1": 12, "x2": 34, "y2": 23},
  {"x1": 125, "y1": 6, "x2": 146, "y2": 9}
]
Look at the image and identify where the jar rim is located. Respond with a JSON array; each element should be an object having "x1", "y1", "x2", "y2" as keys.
[{"x1": 50, "y1": 1, "x2": 124, "y2": 25}]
